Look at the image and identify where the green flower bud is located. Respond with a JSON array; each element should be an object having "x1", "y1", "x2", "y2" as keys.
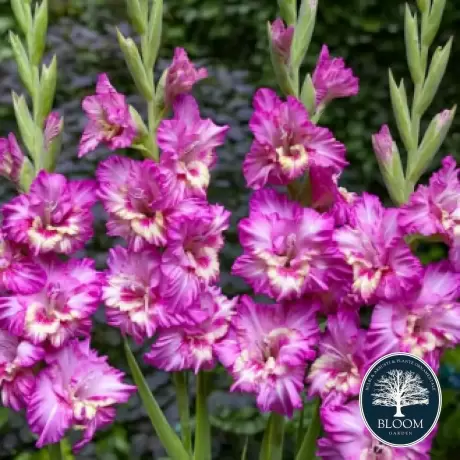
[
  {"x1": 277, "y1": 0, "x2": 297, "y2": 25},
  {"x1": 415, "y1": 37, "x2": 452, "y2": 116},
  {"x1": 408, "y1": 106, "x2": 456, "y2": 182},
  {"x1": 12, "y1": 92, "x2": 38, "y2": 159},
  {"x1": 43, "y1": 113, "x2": 64, "y2": 171},
  {"x1": 143, "y1": 0, "x2": 163, "y2": 70},
  {"x1": 291, "y1": 0, "x2": 317, "y2": 70},
  {"x1": 11, "y1": 0, "x2": 31, "y2": 35},
  {"x1": 126, "y1": 0, "x2": 147, "y2": 35},
  {"x1": 9, "y1": 32, "x2": 33, "y2": 95},
  {"x1": 117, "y1": 29, "x2": 154, "y2": 100},
  {"x1": 37, "y1": 55, "x2": 57, "y2": 126},
  {"x1": 29, "y1": 0, "x2": 48, "y2": 66},
  {"x1": 423, "y1": 0, "x2": 446, "y2": 47},
  {"x1": 300, "y1": 73, "x2": 316, "y2": 114},
  {"x1": 404, "y1": 5, "x2": 422, "y2": 84},
  {"x1": 388, "y1": 71, "x2": 415, "y2": 153},
  {"x1": 416, "y1": 0, "x2": 429, "y2": 13},
  {"x1": 267, "y1": 22, "x2": 297, "y2": 96}
]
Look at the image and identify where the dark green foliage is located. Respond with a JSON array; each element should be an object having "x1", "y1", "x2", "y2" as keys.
[{"x1": 0, "y1": 0, "x2": 459, "y2": 458}]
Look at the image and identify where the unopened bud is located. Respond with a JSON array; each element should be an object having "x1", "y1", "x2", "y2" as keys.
[
  {"x1": 270, "y1": 18, "x2": 294, "y2": 64},
  {"x1": 0, "y1": 133, "x2": 24, "y2": 183},
  {"x1": 372, "y1": 125, "x2": 394, "y2": 164}
]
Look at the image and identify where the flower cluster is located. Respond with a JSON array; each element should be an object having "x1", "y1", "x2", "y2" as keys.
[
  {"x1": 230, "y1": 35, "x2": 460, "y2": 458},
  {"x1": 94, "y1": 57, "x2": 236, "y2": 376}
]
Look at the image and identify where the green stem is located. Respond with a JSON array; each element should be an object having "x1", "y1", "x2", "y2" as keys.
[
  {"x1": 123, "y1": 339, "x2": 189, "y2": 460},
  {"x1": 295, "y1": 405, "x2": 305, "y2": 455},
  {"x1": 259, "y1": 412, "x2": 285, "y2": 460},
  {"x1": 47, "y1": 441, "x2": 63, "y2": 460},
  {"x1": 193, "y1": 372, "x2": 211, "y2": 460},
  {"x1": 147, "y1": 98, "x2": 159, "y2": 161},
  {"x1": 173, "y1": 372, "x2": 192, "y2": 455},
  {"x1": 295, "y1": 399, "x2": 321, "y2": 460}
]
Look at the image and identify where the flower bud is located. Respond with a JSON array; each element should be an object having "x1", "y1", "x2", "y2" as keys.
[
  {"x1": 143, "y1": 0, "x2": 163, "y2": 69},
  {"x1": 117, "y1": 29, "x2": 154, "y2": 100},
  {"x1": 43, "y1": 112, "x2": 63, "y2": 171},
  {"x1": 37, "y1": 55, "x2": 57, "y2": 126},
  {"x1": 29, "y1": 0, "x2": 48, "y2": 66},
  {"x1": 423, "y1": 0, "x2": 447, "y2": 46},
  {"x1": 404, "y1": 5, "x2": 422, "y2": 84},
  {"x1": 11, "y1": 0, "x2": 31, "y2": 34},
  {"x1": 408, "y1": 106, "x2": 456, "y2": 182},
  {"x1": 270, "y1": 18, "x2": 294, "y2": 64},
  {"x1": 300, "y1": 73, "x2": 316, "y2": 114},
  {"x1": 126, "y1": 0, "x2": 147, "y2": 35},
  {"x1": 9, "y1": 32, "x2": 33, "y2": 95},
  {"x1": 18, "y1": 157, "x2": 34, "y2": 192},
  {"x1": 415, "y1": 38, "x2": 452, "y2": 116},
  {"x1": 416, "y1": 0, "x2": 429, "y2": 12},
  {"x1": 291, "y1": 0, "x2": 318, "y2": 69},
  {"x1": 372, "y1": 125, "x2": 406, "y2": 205},
  {"x1": 0, "y1": 133, "x2": 25, "y2": 183},
  {"x1": 267, "y1": 22, "x2": 297, "y2": 97},
  {"x1": 388, "y1": 71, "x2": 414, "y2": 153}
]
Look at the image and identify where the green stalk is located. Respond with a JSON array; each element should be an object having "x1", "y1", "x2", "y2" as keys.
[
  {"x1": 193, "y1": 372, "x2": 211, "y2": 460},
  {"x1": 259, "y1": 412, "x2": 285, "y2": 460},
  {"x1": 295, "y1": 405, "x2": 306, "y2": 455},
  {"x1": 173, "y1": 372, "x2": 192, "y2": 455},
  {"x1": 123, "y1": 340, "x2": 189, "y2": 460},
  {"x1": 48, "y1": 441, "x2": 63, "y2": 460},
  {"x1": 295, "y1": 399, "x2": 321, "y2": 460}
]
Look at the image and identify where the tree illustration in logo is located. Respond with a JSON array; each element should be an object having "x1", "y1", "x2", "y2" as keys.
[{"x1": 371, "y1": 369, "x2": 429, "y2": 417}]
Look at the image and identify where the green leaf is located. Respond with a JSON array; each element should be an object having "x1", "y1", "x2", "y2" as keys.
[
  {"x1": 404, "y1": 5, "x2": 422, "y2": 84},
  {"x1": 143, "y1": 0, "x2": 163, "y2": 69},
  {"x1": 423, "y1": 0, "x2": 446, "y2": 46},
  {"x1": 291, "y1": 0, "x2": 317, "y2": 70},
  {"x1": 8, "y1": 32, "x2": 33, "y2": 94},
  {"x1": 300, "y1": 73, "x2": 316, "y2": 114},
  {"x1": 38, "y1": 55, "x2": 57, "y2": 126},
  {"x1": 30, "y1": 0, "x2": 48, "y2": 66},
  {"x1": 126, "y1": 0, "x2": 147, "y2": 35},
  {"x1": 277, "y1": 0, "x2": 296, "y2": 25},
  {"x1": 295, "y1": 398, "x2": 321, "y2": 460},
  {"x1": 123, "y1": 340, "x2": 189, "y2": 460}
]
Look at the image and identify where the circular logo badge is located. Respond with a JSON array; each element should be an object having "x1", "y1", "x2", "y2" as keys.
[{"x1": 359, "y1": 352, "x2": 441, "y2": 447}]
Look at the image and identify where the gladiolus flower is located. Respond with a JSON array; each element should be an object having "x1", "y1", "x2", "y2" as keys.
[
  {"x1": 0, "y1": 233, "x2": 46, "y2": 294},
  {"x1": 79, "y1": 73, "x2": 137, "y2": 157},
  {"x1": 145, "y1": 286, "x2": 236, "y2": 373},
  {"x1": 161, "y1": 199, "x2": 230, "y2": 308},
  {"x1": 165, "y1": 48, "x2": 208, "y2": 106},
  {"x1": 367, "y1": 262, "x2": 460, "y2": 366},
  {"x1": 216, "y1": 296, "x2": 320, "y2": 417},
  {"x1": 0, "y1": 133, "x2": 24, "y2": 183},
  {"x1": 243, "y1": 89, "x2": 347, "y2": 189},
  {"x1": 233, "y1": 189, "x2": 350, "y2": 301},
  {"x1": 307, "y1": 312, "x2": 367, "y2": 405},
  {"x1": 318, "y1": 401, "x2": 434, "y2": 459},
  {"x1": 27, "y1": 339, "x2": 135, "y2": 450},
  {"x1": 97, "y1": 156, "x2": 176, "y2": 251},
  {"x1": 270, "y1": 18, "x2": 294, "y2": 63},
  {"x1": 2, "y1": 171, "x2": 97, "y2": 255},
  {"x1": 312, "y1": 45, "x2": 359, "y2": 107},
  {"x1": 372, "y1": 124, "x2": 394, "y2": 164},
  {"x1": 157, "y1": 95, "x2": 229, "y2": 200},
  {"x1": 0, "y1": 257, "x2": 101, "y2": 348},
  {"x1": 0, "y1": 329, "x2": 44, "y2": 410},
  {"x1": 334, "y1": 193, "x2": 423, "y2": 304}
]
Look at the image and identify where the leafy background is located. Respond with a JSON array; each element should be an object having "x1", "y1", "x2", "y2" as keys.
[{"x1": 0, "y1": 0, "x2": 459, "y2": 458}]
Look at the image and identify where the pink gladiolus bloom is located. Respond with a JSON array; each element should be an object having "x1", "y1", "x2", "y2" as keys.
[
  {"x1": 145, "y1": 286, "x2": 236, "y2": 373},
  {"x1": 216, "y1": 296, "x2": 319, "y2": 417},
  {"x1": 161, "y1": 199, "x2": 231, "y2": 308},
  {"x1": 312, "y1": 45, "x2": 359, "y2": 107},
  {"x1": 27, "y1": 339, "x2": 135, "y2": 450},
  {"x1": 243, "y1": 89, "x2": 347, "y2": 189},
  {"x1": 79, "y1": 73, "x2": 137, "y2": 157},
  {"x1": 2, "y1": 171, "x2": 97, "y2": 254},
  {"x1": 307, "y1": 312, "x2": 367, "y2": 405},
  {"x1": 367, "y1": 262, "x2": 460, "y2": 365},
  {"x1": 372, "y1": 124, "x2": 394, "y2": 164},
  {"x1": 0, "y1": 257, "x2": 101, "y2": 347},
  {"x1": 0, "y1": 133, "x2": 24, "y2": 183},
  {"x1": 270, "y1": 18, "x2": 294, "y2": 63},
  {"x1": 0, "y1": 233, "x2": 46, "y2": 294},
  {"x1": 400, "y1": 156, "x2": 460, "y2": 265},
  {"x1": 0, "y1": 329, "x2": 44, "y2": 410},
  {"x1": 103, "y1": 246, "x2": 181, "y2": 343},
  {"x1": 318, "y1": 401, "x2": 433, "y2": 459},
  {"x1": 165, "y1": 48, "x2": 208, "y2": 106},
  {"x1": 334, "y1": 193, "x2": 423, "y2": 304},
  {"x1": 157, "y1": 95, "x2": 229, "y2": 200},
  {"x1": 97, "y1": 156, "x2": 176, "y2": 251},
  {"x1": 309, "y1": 166, "x2": 358, "y2": 226},
  {"x1": 233, "y1": 189, "x2": 350, "y2": 301}
]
